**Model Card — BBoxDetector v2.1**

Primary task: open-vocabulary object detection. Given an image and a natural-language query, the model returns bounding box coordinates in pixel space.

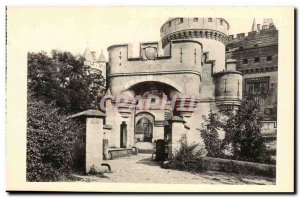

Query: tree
[26,50,105,181]
[200,106,224,158]
[222,95,271,163]
[27,50,104,114]
[26,92,80,181]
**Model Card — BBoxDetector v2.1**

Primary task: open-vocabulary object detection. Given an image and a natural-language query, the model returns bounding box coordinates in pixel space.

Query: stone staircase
[135,142,156,154]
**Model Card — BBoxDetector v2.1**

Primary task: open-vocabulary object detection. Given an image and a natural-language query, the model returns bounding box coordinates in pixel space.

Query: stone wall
[202,157,276,178]
[107,40,202,97]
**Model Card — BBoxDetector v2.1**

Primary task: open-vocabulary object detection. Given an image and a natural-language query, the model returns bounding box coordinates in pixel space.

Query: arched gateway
[128,81,180,145]
[101,17,242,150]
[135,112,155,142]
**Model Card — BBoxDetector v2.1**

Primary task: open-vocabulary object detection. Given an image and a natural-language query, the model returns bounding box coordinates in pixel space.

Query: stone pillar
[86,117,104,173]
[70,109,106,174]
[167,116,186,158]
[127,113,135,148]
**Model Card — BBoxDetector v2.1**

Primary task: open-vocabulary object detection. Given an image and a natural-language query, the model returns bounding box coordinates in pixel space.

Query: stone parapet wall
[227,28,278,44]
[160,18,229,43]
[107,40,203,98]
[202,157,276,178]
[107,40,202,75]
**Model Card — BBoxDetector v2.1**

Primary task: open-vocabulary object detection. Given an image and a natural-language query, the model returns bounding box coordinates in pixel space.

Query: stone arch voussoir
[120,76,184,94]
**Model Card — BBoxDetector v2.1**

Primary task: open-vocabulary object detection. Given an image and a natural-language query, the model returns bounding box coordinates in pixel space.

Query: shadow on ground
[136,157,159,167]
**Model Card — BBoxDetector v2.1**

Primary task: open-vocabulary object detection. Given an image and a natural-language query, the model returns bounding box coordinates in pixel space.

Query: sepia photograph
[5,6,294,193]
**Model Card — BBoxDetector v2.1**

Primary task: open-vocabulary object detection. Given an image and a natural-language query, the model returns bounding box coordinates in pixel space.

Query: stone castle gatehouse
[83,17,243,157]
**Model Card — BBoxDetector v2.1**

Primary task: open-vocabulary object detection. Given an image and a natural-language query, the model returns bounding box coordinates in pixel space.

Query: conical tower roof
[251,18,257,32]
[97,50,106,62]
[83,47,93,61]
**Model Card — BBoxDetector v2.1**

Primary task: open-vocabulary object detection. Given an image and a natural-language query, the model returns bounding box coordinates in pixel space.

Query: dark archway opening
[127,81,179,100]
[135,117,153,142]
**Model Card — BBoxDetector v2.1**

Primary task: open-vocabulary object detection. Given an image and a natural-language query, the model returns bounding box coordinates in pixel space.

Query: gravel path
[72,154,275,185]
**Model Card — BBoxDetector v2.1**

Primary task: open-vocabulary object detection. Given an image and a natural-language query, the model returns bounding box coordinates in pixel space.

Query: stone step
[108,148,132,159]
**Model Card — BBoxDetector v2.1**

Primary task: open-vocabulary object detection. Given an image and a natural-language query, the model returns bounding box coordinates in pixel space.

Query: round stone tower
[160,17,229,72]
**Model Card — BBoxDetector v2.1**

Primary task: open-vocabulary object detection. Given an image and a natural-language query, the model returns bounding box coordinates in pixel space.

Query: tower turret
[97,50,107,63]
[83,47,93,64]
[251,18,257,32]
[83,48,107,81]
[160,17,229,72]
[97,50,107,84]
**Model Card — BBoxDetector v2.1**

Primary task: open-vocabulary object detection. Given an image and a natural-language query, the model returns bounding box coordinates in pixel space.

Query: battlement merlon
[160,18,230,38]
[107,40,205,81]
[107,42,166,61]
[227,27,278,43]
[160,18,230,47]
[107,39,203,64]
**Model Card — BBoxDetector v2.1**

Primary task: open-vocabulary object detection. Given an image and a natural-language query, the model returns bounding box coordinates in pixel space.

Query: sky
[7,7,274,59]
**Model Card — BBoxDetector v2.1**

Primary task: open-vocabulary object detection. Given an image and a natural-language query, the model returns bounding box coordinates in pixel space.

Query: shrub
[26,94,80,181]
[222,95,272,164]
[200,106,224,158]
[163,139,205,172]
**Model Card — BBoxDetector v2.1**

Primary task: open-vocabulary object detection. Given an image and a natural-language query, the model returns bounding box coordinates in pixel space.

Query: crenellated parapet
[160,17,229,47]
[107,39,203,77]
[162,29,228,48]
[226,24,278,48]
[159,17,229,72]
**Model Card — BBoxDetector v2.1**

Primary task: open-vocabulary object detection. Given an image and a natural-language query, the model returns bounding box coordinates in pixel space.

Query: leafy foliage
[222,95,271,163]
[26,50,105,181]
[27,50,104,113]
[164,139,205,172]
[199,96,271,164]
[26,93,80,181]
[200,106,224,158]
